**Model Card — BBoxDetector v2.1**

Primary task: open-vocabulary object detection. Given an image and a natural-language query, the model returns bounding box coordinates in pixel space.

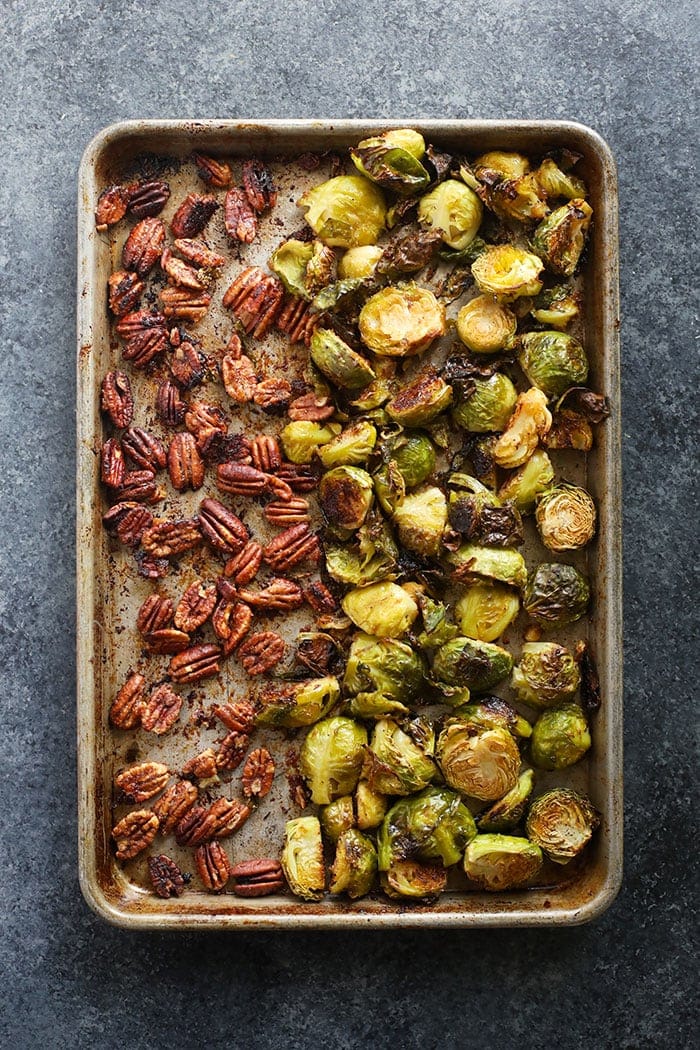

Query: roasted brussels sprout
[477,769,535,832]
[392,485,448,557]
[281,420,341,464]
[351,129,430,196]
[310,328,376,391]
[526,788,600,863]
[471,245,543,301]
[535,483,597,551]
[320,796,355,843]
[414,595,460,651]
[530,704,591,770]
[377,787,477,869]
[343,632,426,703]
[325,542,396,587]
[390,433,436,488]
[535,157,587,202]
[449,543,528,591]
[372,460,406,515]
[463,834,543,890]
[355,780,389,830]
[318,420,377,468]
[299,174,386,248]
[349,692,409,719]
[456,295,517,355]
[300,716,368,805]
[342,581,419,638]
[518,331,589,399]
[452,373,518,433]
[497,449,554,512]
[523,563,590,626]
[269,238,315,298]
[531,284,580,329]
[381,859,447,900]
[511,642,581,709]
[386,368,453,426]
[483,174,549,224]
[544,408,594,451]
[320,466,374,531]
[338,244,384,279]
[311,276,367,314]
[454,696,531,739]
[418,179,483,250]
[257,677,341,728]
[329,828,378,898]
[447,474,523,547]
[305,240,337,296]
[364,718,436,795]
[432,636,514,693]
[455,583,520,642]
[281,816,325,900]
[359,284,446,357]
[493,387,552,469]
[472,151,531,180]
[436,719,520,800]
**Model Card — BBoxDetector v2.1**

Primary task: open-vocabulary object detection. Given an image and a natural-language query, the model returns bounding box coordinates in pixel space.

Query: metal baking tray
[77,119,622,928]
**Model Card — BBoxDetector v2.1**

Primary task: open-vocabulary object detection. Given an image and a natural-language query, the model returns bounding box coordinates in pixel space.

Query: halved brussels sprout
[391,485,448,558]
[453,696,532,739]
[482,173,549,223]
[456,295,517,355]
[448,474,523,547]
[497,449,554,512]
[299,174,387,248]
[349,692,409,719]
[391,433,436,488]
[493,387,552,468]
[544,408,594,451]
[373,460,406,515]
[535,483,597,551]
[381,859,447,900]
[359,284,446,357]
[449,543,528,591]
[351,129,430,196]
[318,420,377,468]
[338,244,384,279]
[477,769,535,832]
[281,816,325,900]
[281,420,341,464]
[455,583,520,642]
[269,238,315,298]
[325,543,396,587]
[364,718,436,796]
[320,796,355,843]
[329,828,378,898]
[523,563,590,626]
[355,780,389,830]
[257,677,341,728]
[535,157,587,201]
[418,179,483,250]
[310,328,376,391]
[463,834,543,890]
[311,277,367,314]
[452,373,518,433]
[531,284,580,329]
[518,331,589,399]
[342,581,419,638]
[436,719,520,800]
[343,632,426,703]
[300,716,368,805]
[432,636,514,693]
[530,704,591,770]
[472,245,544,301]
[386,368,453,426]
[472,151,530,180]
[377,787,477,870]
[511,641,581,709]
[526,788,600,863]
[320,465,374,531]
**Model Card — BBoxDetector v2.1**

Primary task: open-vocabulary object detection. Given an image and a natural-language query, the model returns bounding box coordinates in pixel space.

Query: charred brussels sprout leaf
[320,465,374,531]
[463,834,543,890]
[300,716,368,805]
[257,677,341,728]
[530,704,591,770]
[448,474,523,547]
[524,563,590,626]
[299,174,386,248]
[391,485,448,558]
[373,460,406,515]
[535,157,587,202]
[544,408,594,451]
[436,719,520,800]
[386,368,453,426]
[519,331,589,399]
[377,787,477,869]
[432,637,514,693]
[359,284,446,357]
[381,859,447,900]
[452,373,518,433]
[342,581,419,638]
[414,595,460,651]
[526,788,600,864]
[329,828,378,898]
[281,420,341,464]
[449,543,528,591]
[318,420,377,468]
[376,224,442,277]
[390,433,436,488]
[497,449,555,512]
[471,244,543,301]
[418,179,483,250]
[325,543,397,587]
[493,387,552,469]
[310,328,376,391]
[456,295,518,355]
[364,718,436,796]
[535,482,597,551]
[343,632,426,703]
[455,583,520,642]
[511,642,581,709]
[281,816,326,900]
[477,769,535,832]
[320,796,355,843]
[269,239,315,298]
[531,284,580,329]
[351,129,429,196]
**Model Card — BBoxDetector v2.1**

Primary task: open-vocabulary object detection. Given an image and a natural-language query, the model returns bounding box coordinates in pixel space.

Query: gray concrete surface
[1,1,698,1047]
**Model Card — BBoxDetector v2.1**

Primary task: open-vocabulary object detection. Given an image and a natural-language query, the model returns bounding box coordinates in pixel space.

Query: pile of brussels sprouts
[266,129,608,901]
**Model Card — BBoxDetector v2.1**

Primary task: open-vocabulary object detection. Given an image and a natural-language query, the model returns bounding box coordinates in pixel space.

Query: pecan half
[275,462,321,493]
[238,631,285,675]
[242,159,277,212]
[144,628,191,654]
[224,186,257,244]
[184,402,228,450]
[115,761,170,804]
[265,474,294,501]
[212,599,253,654]
[304,581,340,617]
[249,435,282,473]
[223,540,263,585]
[221,353,258,404]
[192,153,232,188]
[170,340,207,389]
[112,810,159,861]
[216,730,250,771]
[216,462,268,497]
[140,517,202,557]
[264,498,310,526]
[169,643,221,683]
[128,179,171,219]
[241,748,275,799]
[102,500,139,532]
[148,854,187,898]
[213,699,257,734]
[109,671,146,729]
[100,438,126,488]
[287,391,335,422]
[141,683,182,734]
[134,551,170,579]
[161,246,205,291]
[170,193,219,239]
[160,285,211,324]
[173,238,226,269]
[224,331,244,360]
[113,469,159,504]
[174,580,217,631]
[276,296,320,346]
[115,308,167,340]
[100,370,134,428]
[153,779,198,835]
[175,797,251,845]
[156,379,187,427]
[195,842,231,892]
[122,427,167,472]
[122,217,166,276]
[239,578,304,611]
[117,309,169,368]
[95,184,130,230]
[117,505,153,546]
[263,523,320,572]
[108,270,143,317]
[222,267,284,338]
[198,498,248,555]
[231,858,285,897]
[253,378,291,411]
[183,748,219,781]
[168,433,205,491]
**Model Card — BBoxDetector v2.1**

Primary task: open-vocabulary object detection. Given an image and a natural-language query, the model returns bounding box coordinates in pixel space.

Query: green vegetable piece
[355,781,388,830]
[310,328,376,391]
[329,829,378,899]
[351,129,430,196]
[530,704,591,770]
[343,632,426,703]
[471,244,543,301]
[281,816,326,900]
[436,719,520,800]
[364,718,436,796]
[381,859,447,900]
[511,642,581,709]
[432,636,514,693]
[390,433,436,488]
[281,420,341,464]
[320,796,355,843]
[477,769,536,832]
[452,373,518,433]
[456,295,517,355]
[318,420,377,469]
[526,788,600,864]
[269,238,315,298]
[533,200,592,276]
[418,179,483,250]
[342,582,419,638]
[497,449,554,513]
[299,174,386,248]
[386,368,453,426]
[377,787,477,870]
[300,716,368,805]
[319,465,374,531]
[256,677,341,728]
[455,583,520,642]
[449,543,528,591]
[535,482,597,552]
[463,834,543,890]
[359,284,446,357]
[523,563,590,626]
[392,485,448,558]
[518,330,589,399]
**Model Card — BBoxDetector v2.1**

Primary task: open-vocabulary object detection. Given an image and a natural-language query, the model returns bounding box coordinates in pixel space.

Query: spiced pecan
[141,683,182,734]
[215,462,267,497]
[287,391,335,422]
[216,730,250,771]
[241,748,275,799]
[276,295,320,346]
[242,159,277,212]
[275,462,321,493]
[122,217,166,276]
[192,151,233,188]
[115,308,167,340]
[223,540,263,585]
[156,379,187,428]
[95,184,130,230]
[224,186,257,244]
[264,498,310,527]
[113,469,159,504]
[231,858,285,897]
[183,748,219,781]
[170,193,219,239]
[212,599,252,654]
[195,842,231,892]
[115,761,170,804]
[263,523,320,572]
[134,551,170,579]
[108,270,144,316]
[174,580,217,631]
[265,474,294,501]
[100,370,134,428]
[102,500,138,532]
[122,427,167,472]
[100,438,126,488]
[183,402,228,457]
[140,519,200,560]
[173,238,226,269]
[167,433,205,491]
[213,699,257,734]
[222,267,284,338]
[198,498,248,554]
[175,797,251,846]
[109,671,146,729]
[148,854,187,898]
[160,285,211,324]
[161,246,205,290]
[253,378,291,411]
[169,643,221,683]
[201,432,253,467]
[221,354,257,404]
[117,309,169,368]
[128,179,171,219]
[304,581,340,617]
[239,578,304,611]
[237,631,285,675]
[112,810,159,861]
[152,779,198,835]
[117,506,153,547]
[224,331,243,360]
[170,340,207,389]
[249,435,281,473]
[144,628,191,655]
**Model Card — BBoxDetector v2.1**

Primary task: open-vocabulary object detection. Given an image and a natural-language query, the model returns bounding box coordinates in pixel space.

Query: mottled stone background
[1,1,697,1047]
